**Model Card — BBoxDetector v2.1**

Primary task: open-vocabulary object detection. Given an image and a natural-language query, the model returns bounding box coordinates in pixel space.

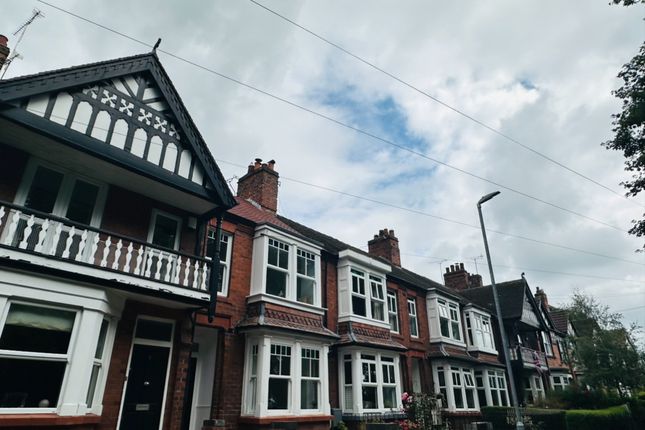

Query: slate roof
[338,324,407,351]
[549,309,570,335]
[460,279,528,319]
[0,52,236,209]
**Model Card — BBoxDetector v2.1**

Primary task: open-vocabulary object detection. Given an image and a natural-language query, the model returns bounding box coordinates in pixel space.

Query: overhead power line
[215,159,644,266]
[37,0,631,234]
[248,0,643,210]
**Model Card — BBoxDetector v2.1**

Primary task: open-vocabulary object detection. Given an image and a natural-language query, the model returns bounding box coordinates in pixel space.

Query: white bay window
[465,310,496,354]
[249,226,322,309]
[339,349,402,414]
[427,294,465,345]
[242,335,330,417]
[475,369,509,407]
[432,364,478,411]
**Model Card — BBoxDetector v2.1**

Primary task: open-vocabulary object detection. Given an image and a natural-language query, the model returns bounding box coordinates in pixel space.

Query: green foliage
[565,292,645,389]
[400,392,442,430]
[543,385,624,410]
[480,406,566,430]
[627,395,645,429]
[565,405,632,430]
[334,422,348,430]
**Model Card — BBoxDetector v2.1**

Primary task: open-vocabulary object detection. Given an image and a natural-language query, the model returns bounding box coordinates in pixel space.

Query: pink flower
[401,392,410,402]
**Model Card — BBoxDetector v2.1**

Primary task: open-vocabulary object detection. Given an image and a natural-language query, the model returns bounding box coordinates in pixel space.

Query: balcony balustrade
[509,345,548,370]
[0,201,211,296]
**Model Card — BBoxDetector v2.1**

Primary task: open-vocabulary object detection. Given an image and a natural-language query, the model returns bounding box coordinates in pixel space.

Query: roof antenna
[152,38,162,53]
[1,9,44,79]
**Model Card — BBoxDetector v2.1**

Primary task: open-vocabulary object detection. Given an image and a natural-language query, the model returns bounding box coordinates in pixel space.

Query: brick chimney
[535,287,549,309]
[444,262,483,290]
[237,158,279,213]
[0,35,9,72]
[368,228,401,266]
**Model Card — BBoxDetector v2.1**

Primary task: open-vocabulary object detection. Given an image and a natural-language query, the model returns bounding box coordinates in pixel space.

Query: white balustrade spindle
[4,210,21,246]
[200,261,208,291]
[174,256,182,284]
[49,222,63,255]
[192,260,200,290]
[89,232,100,264]
[75,229,88,262]
[135,245,144,275]
[112,239,123,270]
[124,242,133,272]
[144,250,153,278]
[62,226,76,259]
[154,252,163,280]
[34,218,49,253]
[183,258,191,287]
[100,236,112,267]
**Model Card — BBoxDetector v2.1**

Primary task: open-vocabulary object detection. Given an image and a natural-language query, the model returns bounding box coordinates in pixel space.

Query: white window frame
[241,335,330,418]
[387,291,399,333]
[338,348,402,414]
[350,269,388,323]
[14,158,108,228]
[300,347,321,411]
[541,331,554,357]
[432,363,479,412]
[524,374,545,405]
[147,209,182,251]
[475,369,509,407]
[465,310,497,354]
[206,229,233,296]
[550,373,572,391]
[437,298,463,343]
[408,298,419,338]
[249,226,323,311]
[0,298,113,416]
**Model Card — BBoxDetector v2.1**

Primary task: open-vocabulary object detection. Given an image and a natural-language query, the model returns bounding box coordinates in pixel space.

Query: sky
[1,1,644,341]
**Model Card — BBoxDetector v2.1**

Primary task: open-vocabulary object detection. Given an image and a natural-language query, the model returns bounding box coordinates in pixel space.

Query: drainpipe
[207,210,224,323]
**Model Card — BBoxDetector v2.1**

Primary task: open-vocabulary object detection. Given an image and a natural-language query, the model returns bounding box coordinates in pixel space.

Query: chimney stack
[237,158,279,213]
[368,228,401,266]
[0,35,10,72]
[444,262,483,290]
[535,287,549,309]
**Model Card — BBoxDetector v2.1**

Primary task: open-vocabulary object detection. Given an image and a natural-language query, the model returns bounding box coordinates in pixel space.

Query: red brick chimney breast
[535,287,549,308]
[367,228,401,266]
[237,158,279,213]
[444,262,482,290]
[0,35,10,71]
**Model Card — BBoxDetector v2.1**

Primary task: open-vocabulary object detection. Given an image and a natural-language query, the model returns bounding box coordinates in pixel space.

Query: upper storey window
[427,293,465,345]
[337,250,392,328]
[465,310,497,354]
[16,160,107,227]
[250,226,322,309]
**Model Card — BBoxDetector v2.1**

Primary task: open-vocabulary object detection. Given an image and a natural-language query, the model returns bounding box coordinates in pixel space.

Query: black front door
[120,344,170,430]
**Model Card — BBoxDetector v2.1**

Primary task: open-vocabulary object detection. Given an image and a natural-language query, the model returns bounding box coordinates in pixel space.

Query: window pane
[454,388,464,409]
[440,317,450,337]
[297,277,315,304]
[86,363,100,408]
[383,386,396,408]
[344,386,353,410]
[24,166,63,213]
[466,389,475,409]
[371,301,384,321]
[301,380,318,409]
[0,304,75,354]
[344,360,352,384]
[362,386,377,409]
[451,321,461,340]
[352,296,366,317]
[0,358,66,408]
[151,214,178,249]
[95,319,109,359]
[268,378,289,409]
[135,319,172,342]
[477,389,487,407]
[65,180,99,224]
[266,268,287,298]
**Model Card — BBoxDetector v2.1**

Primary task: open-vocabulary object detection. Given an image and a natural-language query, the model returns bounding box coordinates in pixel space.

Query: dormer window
[249,226,322,309]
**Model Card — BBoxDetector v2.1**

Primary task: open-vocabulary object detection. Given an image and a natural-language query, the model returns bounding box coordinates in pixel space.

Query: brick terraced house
[0,52,236,430]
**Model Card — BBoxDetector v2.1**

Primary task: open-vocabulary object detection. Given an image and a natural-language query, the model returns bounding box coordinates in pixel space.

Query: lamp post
[477,191,524,430]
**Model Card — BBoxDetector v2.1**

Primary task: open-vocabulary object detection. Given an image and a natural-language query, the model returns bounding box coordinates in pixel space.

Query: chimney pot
[367,227,401,266]
[444,261,476,291]
[0,35,8,47]
[237,158,279,213]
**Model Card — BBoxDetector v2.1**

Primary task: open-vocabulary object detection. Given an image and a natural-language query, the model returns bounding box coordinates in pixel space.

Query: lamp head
[478,191,501,206]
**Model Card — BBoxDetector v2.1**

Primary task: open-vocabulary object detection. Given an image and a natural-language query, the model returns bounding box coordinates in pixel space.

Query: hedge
[480,406,566,430]
[565,404,632,430]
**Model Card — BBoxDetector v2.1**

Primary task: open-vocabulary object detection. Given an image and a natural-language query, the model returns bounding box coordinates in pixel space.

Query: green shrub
[565,404,632,430]
[627,397,645,429]
[544,385,624,410]
[480,406,566,430]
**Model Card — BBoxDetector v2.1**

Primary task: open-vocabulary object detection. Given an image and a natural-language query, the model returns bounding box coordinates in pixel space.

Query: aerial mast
[0,9,45,79]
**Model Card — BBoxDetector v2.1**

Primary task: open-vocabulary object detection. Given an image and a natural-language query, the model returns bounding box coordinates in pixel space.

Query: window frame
[408,298,419,338]
[465,310,497,354]
[475,369,509,407]
[436,298,463,343]
[14,158,108,228]
[432,363,479,412]
[241,335,329,418]
[541,331,554,357]
[206,229,233,296]
[387,291,399,333]
[350,269,388,323]
[147,209,182,251]
[250,227,323,310]
[338,349,402,414]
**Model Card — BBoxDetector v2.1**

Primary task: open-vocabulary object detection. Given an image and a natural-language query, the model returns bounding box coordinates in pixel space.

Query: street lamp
[477,191,524,430]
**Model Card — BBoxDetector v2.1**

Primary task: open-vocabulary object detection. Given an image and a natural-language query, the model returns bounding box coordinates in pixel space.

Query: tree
[604,2,645,240]
[566,292,645,391]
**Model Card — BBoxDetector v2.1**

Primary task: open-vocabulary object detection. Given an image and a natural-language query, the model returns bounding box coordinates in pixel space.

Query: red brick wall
[99,301,192,430]
[0,144,28,203]
[100,186,198,255]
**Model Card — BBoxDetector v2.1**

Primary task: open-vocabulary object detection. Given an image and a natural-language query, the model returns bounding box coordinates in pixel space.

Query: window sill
[338,314,391,330]
[0,413,101,427]
[467,346,498,355]
[247,293,326,315]
[430,336,467,348]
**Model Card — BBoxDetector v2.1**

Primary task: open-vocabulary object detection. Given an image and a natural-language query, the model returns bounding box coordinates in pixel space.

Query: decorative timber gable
[0,52,235,208]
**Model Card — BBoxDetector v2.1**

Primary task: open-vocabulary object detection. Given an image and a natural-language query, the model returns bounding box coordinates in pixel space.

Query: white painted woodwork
[163,143,178,172]
[131,128,147,158]
[51,92,74,125]
[111,119,128,150]
[178,150,192,178]
[72,102,93,134]
[147,135,163,164]
[26,94,49,117]
[92,110,111,142]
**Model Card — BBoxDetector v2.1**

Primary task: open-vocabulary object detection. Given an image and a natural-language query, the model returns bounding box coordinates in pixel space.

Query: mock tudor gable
[0,52,235,209]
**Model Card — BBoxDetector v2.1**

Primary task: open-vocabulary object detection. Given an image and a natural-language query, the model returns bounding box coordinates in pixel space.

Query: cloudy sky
[2,1,644,338]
